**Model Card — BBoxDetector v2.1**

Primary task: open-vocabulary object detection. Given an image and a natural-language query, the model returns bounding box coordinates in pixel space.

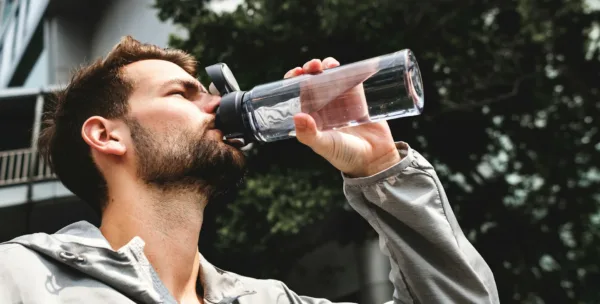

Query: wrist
[346,149,402,178]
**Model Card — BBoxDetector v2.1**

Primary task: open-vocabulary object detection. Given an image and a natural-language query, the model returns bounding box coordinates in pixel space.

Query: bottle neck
[214,91,258,143]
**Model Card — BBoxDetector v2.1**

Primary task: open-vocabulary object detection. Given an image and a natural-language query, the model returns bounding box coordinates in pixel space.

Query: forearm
[342,142,499,304]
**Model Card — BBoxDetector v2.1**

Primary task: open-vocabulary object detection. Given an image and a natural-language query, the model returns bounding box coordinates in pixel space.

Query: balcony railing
[0,85,62,187]
[0,147,55,186]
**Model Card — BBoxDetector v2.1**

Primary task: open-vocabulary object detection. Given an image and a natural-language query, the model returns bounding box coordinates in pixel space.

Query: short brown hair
[38,36,197,214]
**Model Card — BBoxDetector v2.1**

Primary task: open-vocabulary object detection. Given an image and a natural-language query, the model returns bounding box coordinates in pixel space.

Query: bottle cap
[215,91,247,139]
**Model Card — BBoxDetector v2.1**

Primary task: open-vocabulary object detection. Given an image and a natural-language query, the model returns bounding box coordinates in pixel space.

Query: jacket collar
[199,254,256,303]
[6,221,255,304]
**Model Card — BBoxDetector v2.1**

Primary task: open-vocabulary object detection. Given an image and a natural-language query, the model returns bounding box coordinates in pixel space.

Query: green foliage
[154,0,600,302]
[216,162,344,249]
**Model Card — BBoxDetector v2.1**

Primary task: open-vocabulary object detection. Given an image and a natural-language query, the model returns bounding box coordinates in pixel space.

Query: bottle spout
[214,91,254,141]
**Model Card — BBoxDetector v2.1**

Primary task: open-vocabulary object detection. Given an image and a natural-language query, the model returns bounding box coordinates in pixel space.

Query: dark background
[150,0,600,302]
[1,0,590,303]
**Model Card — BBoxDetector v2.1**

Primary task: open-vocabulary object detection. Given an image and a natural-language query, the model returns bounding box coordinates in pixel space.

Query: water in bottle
[209,49,424,143]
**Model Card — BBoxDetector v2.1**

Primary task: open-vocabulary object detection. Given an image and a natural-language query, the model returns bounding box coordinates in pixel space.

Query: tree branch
[430,73,535,119]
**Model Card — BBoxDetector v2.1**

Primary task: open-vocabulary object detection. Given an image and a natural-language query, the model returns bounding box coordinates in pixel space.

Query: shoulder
[222,270,324,302]
[0,243,38,273]
[0,239,51,303]
[220,268,288,294]
[0,242,22,253]
[0,234,50,271]
[0,243,34,287]
[0,241,33,259]
[220,267,284,289]
[231,273,336,304]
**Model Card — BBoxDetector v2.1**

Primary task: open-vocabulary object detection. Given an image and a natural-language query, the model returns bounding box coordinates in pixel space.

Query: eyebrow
[162,79,208,94]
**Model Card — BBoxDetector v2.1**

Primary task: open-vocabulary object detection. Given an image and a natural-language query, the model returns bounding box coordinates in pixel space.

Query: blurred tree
[154,0,600,302]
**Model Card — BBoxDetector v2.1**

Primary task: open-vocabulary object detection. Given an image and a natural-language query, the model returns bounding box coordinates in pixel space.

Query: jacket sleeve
[341,142,499,304]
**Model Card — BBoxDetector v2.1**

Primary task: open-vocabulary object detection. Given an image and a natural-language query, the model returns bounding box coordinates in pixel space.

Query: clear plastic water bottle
[206,49,424,144]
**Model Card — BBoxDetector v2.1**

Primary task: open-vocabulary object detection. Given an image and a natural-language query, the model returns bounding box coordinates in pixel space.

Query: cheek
[133,101,211,134]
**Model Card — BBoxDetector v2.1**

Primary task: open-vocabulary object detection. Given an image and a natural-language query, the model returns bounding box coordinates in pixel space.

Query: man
[0,36,499,304]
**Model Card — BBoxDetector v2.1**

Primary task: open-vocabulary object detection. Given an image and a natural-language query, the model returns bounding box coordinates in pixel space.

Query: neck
[100,174,206,302]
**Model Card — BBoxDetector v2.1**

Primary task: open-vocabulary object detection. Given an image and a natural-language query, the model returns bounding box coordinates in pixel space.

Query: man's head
[39,36,246,214]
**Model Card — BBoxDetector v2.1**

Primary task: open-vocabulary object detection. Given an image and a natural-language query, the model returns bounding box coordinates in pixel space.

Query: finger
[322,57,340,69]
[293,113,334,159]
[284,67,303,79]
[310,111,325,131]
[303,59,323,74]
[293,113,322,147]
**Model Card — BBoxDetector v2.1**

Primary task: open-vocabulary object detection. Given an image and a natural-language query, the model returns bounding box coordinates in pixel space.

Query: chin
[227,144,247,168]
[213,138,247,168]
[213,136,246,156]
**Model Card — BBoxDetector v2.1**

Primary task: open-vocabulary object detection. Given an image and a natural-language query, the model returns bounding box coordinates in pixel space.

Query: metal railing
[0,147,55,186]
[0,85,64,187]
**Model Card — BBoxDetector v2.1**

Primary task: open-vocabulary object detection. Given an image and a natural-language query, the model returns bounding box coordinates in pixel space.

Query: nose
[198,94,221,114]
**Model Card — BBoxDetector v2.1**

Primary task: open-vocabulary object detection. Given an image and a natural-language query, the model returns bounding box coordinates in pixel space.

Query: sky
[207,0,244,14]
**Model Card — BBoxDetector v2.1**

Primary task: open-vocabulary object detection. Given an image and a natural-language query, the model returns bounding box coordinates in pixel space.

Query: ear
[81,116,127,156]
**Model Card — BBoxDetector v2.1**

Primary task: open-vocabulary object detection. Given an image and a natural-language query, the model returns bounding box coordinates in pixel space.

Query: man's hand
[285,57,401,177]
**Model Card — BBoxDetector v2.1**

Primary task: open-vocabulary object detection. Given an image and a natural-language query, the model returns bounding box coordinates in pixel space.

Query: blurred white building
[0,0,391,302]
[0,0,187,244]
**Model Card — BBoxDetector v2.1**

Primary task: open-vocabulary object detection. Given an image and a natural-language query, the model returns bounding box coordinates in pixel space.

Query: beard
[126,118,246,203]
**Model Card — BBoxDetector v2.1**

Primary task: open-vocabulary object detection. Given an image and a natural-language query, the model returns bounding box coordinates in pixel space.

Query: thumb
[293,113,332,156]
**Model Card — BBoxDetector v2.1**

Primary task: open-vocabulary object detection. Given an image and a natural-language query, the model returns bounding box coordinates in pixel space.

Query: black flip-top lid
[205,63,240,95]
[205,63,253,141]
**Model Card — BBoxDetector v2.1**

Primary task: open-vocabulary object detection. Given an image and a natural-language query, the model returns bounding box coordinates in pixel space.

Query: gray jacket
[0,143,499,304]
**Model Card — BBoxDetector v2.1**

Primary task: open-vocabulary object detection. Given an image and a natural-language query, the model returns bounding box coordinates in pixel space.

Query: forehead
[122,59,197,88]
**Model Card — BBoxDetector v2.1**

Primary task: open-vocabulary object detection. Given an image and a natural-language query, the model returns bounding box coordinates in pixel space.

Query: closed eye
[169,90,187,97]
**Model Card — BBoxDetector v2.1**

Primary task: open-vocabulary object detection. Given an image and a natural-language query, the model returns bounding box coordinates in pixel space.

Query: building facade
[0,0,187,246]
[0,0,392,302]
